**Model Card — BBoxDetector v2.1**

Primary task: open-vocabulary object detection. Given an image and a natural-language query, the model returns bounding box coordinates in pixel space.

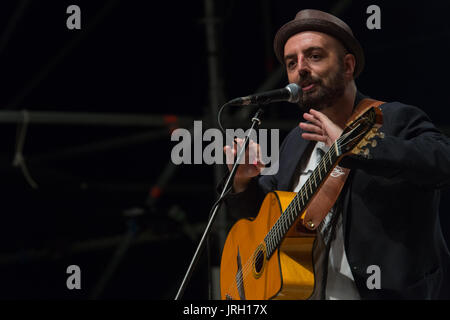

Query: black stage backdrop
[0,0,448,301]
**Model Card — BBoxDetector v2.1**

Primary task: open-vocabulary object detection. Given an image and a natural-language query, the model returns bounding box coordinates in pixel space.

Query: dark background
[0,0,449,299]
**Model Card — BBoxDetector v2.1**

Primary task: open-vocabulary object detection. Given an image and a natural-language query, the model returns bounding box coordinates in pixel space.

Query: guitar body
[220,104,384,300]
[220,191,316,300]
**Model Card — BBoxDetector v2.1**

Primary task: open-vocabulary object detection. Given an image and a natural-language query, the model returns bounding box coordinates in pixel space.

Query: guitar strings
[226,136,344,296]
[224,120,371,298]
[265,122,366,253]
[227,132,355,297]
[225,146,339,298]
[224,239,265,298]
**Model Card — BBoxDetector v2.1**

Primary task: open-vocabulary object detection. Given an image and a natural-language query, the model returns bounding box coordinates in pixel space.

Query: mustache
[299,75,321,87]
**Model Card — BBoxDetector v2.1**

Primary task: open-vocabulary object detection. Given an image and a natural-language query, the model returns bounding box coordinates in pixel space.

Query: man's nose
[297,56,310,77]
[299,68,310,79]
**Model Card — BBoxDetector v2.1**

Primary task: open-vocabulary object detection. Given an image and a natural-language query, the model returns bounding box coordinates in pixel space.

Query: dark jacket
[223,94,450,299]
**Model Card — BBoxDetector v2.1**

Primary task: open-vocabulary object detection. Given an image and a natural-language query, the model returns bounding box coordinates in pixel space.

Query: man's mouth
[301,83,316,92]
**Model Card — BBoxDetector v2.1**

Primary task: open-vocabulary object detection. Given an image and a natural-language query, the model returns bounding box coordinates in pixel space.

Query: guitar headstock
[338,106,384,157]
[350,126,385,157]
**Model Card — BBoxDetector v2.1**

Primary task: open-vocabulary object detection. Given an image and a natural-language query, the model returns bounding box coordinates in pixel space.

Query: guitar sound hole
[254,249,264,273]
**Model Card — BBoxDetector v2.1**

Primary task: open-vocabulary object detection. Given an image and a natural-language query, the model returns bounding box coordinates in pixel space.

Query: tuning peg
[376,131,385,139]
[363,148,370,157]
[353,147,361,155]
[371,139,377,147]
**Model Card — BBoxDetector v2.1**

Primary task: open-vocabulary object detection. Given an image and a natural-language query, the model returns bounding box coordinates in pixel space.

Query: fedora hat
[273,9,365,78]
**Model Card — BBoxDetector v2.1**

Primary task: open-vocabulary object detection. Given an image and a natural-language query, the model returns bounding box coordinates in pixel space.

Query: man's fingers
[309,109,332,125]
[301,132,328,143]
[225,138,264,167]
[223,145,237,158]
[299,122,324,135]
[224,139,264,177]
[248,139,261,165]
[304,109,334,129]
[303,112,323,127]
[223,145,236,169]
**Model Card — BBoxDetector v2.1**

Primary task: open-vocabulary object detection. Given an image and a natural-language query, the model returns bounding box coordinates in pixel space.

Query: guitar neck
[264,141,342,258]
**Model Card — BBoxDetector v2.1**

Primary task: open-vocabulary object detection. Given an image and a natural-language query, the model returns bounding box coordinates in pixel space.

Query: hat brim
[274,18,365,78]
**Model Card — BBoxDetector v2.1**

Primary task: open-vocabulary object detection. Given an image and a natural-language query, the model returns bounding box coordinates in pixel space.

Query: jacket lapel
[277,126,314,191]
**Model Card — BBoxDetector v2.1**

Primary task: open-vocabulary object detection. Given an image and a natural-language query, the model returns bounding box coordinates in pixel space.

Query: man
[222,9,450,299]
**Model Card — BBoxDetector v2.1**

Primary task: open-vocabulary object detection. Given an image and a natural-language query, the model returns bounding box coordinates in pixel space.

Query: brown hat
[273,9,365,78]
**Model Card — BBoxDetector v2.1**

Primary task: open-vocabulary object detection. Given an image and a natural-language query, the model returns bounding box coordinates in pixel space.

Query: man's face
[283,31,350,110]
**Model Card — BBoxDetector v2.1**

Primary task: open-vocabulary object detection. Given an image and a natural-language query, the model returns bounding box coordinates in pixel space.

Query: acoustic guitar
[220,105,383,300]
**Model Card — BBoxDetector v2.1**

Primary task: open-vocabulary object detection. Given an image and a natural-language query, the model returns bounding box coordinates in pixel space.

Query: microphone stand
[175,107,264,300]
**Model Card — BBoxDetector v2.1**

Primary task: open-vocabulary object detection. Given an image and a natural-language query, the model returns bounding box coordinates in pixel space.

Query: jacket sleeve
[221,177,268,221]
[339,102,450,188]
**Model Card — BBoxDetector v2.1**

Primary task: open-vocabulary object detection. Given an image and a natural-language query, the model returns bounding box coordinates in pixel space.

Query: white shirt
[292,141,360,300]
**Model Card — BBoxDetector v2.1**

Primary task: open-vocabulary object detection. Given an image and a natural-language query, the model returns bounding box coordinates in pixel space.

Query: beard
[298,63,346,111]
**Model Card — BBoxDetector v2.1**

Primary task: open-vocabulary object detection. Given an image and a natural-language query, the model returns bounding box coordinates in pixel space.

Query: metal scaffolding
[1,0,449,301]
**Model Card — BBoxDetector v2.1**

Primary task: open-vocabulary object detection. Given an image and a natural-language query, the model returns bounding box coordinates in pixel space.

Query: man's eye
[310,54,321,60]
[287,61,296,69]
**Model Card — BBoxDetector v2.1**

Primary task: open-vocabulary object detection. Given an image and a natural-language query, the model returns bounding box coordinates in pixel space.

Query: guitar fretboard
[264,142,341,257]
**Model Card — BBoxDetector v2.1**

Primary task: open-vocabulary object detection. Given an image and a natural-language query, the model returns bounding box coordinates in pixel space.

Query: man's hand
[299,109,344,146]
[223,138,265,193]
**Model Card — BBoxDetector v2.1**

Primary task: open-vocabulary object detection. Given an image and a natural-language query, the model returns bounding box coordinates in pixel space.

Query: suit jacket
[223,93,450,299]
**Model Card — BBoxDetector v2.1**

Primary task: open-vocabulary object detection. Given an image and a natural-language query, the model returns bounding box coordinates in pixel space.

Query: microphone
[228,83,301,106]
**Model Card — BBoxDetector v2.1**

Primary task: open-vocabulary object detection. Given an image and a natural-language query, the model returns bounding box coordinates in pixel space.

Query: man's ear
[344,53,356,79]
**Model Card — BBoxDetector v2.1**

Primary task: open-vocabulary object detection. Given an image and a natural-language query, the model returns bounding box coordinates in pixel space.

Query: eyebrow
[284,46,326,62]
